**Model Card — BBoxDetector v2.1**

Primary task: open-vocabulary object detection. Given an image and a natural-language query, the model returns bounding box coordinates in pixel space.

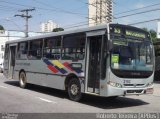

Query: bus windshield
[110,38,154,78]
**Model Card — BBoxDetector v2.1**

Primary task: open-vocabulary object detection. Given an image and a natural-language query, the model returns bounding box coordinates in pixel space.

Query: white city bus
[3,24,154,101]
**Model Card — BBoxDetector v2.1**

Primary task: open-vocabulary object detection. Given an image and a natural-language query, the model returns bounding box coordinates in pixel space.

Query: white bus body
[3,24,154,101]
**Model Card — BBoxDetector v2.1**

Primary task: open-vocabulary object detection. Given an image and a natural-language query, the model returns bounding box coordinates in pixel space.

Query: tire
[107,96,118,100]
[19,72,27,88]
[68,78,82,101]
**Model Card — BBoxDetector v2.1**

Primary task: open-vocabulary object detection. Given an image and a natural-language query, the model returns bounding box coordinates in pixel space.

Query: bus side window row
[17,48,85,60]
[62,48,85,60]
[16,34,86,60]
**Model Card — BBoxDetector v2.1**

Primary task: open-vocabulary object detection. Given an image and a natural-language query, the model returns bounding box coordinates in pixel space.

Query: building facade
[88,0,113,26]
[0,30,42,61]
[40,20,59,32]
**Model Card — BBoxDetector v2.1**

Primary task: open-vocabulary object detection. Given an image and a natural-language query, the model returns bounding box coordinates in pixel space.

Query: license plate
[146,88,154,94]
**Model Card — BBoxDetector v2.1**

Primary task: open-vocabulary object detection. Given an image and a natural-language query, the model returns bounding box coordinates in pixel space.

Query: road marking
[0,85,7,89]
[153,95,160,97]
[36,97,57,104]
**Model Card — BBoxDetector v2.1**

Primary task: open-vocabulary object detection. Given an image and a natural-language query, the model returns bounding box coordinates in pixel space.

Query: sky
[0,0,160,32]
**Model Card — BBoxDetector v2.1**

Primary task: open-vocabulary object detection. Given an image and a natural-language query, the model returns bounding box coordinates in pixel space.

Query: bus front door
[86,35,103,94]
[8,45,17,79]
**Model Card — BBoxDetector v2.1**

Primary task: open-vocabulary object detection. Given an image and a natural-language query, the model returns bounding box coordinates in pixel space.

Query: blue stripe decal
[43,59,53,66]
[54,66,67,74]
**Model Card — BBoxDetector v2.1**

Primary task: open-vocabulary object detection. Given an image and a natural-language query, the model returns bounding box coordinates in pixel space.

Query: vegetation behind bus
[0,25,4,30]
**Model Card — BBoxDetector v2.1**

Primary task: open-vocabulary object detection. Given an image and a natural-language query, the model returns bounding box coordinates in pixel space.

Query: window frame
[62,33,86,60]
[28,39,43,60]
[16,41,28,60]
[43,36,62,60]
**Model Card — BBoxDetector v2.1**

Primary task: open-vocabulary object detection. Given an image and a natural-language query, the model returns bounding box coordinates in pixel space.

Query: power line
[128,18,160,25]
[0,0,33,9]
[64,21,100,30]
[63,21,88,28]
[64,2,160,28]
[32,0,86,16]
[0,0,87,18]
[115,8,160,19]
[64,7,160,29]
[0,5,19,11]
[4,19,22,30]
[1,0,160,32]
[88,0,113,26]
[115,2,160,15]
[31,1,160,24]
[63,16,160,30]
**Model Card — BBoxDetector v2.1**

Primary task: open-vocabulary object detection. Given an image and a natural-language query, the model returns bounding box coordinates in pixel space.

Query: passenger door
[8,44,17,79]
[86,30,106,94]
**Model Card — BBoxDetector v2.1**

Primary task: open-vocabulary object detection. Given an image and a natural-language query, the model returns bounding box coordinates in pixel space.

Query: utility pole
[100,0,103,23]
[15,8,35,37]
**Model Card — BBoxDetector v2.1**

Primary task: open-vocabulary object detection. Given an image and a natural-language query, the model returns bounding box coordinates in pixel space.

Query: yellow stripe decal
[52,60,65,68]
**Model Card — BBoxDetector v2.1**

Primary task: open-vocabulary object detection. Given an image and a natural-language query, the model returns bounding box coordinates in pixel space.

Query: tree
[52,28,64,32]
[149,29,157,42]
[142,27,148,32]
[0,25,4,30]
[142,28,160,57]
[142,28,159,42]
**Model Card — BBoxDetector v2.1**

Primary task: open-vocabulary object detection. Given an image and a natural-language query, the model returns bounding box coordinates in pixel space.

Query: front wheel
[68,78,82,101]
[19,72,27,88]
[107,96,118,100]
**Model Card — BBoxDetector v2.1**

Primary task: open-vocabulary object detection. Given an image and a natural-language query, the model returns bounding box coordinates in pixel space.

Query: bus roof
[5,24,108,44]
[5,23,148,44]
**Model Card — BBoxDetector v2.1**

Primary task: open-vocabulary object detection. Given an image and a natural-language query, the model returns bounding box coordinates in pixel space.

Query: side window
[43,37,61,59]
[28,40,42,60]
[4,44,9,60]
[17,42,28,59]
[62,33,85,60]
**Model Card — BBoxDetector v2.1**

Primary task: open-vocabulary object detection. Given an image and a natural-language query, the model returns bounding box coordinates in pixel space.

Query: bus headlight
[146,82,153,87]
[108,81,122,88]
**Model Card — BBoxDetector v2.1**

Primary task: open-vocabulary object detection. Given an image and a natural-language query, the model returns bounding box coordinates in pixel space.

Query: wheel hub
[71,84,79,95]
[20,75,25,85]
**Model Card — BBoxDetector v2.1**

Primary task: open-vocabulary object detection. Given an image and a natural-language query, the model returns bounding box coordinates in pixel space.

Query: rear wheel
[68,78,82,101]
[19,72,27,88]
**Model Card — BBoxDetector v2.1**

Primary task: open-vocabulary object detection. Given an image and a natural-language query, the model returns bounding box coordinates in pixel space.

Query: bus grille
[126,90,143,94]
[124,84,144,87]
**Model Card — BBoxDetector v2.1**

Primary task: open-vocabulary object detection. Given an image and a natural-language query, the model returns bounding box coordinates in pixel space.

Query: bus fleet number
[123,80,131,84]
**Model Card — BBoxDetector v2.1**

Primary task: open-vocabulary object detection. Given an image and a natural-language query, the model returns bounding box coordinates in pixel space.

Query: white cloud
[135,3,145,9]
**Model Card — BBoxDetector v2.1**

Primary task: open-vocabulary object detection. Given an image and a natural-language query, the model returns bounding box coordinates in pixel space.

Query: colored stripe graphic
[43,59,53,66]
[63,62,83,74]
[52,60,67,74]
[52,60,65,68]
[63,62,74,71]
[54,66,67,74]
[47,65,58,73]
[43,59,83,74]
[43,59,59,73]
[43,59,67,74]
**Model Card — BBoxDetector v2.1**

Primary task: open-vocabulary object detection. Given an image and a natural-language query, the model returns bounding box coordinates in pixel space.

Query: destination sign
[110,26,146,39]
[126,30,145,38]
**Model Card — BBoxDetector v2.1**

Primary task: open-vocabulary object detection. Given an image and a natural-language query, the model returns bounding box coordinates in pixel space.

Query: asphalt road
[0,73,160,113]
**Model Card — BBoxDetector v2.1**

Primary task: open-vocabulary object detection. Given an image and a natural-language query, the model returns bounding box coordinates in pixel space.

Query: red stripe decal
[63,62,74,71]
[47,65,58,73]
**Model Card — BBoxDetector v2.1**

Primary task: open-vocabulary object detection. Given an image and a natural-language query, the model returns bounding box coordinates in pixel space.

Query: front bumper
[106,85,154,97]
